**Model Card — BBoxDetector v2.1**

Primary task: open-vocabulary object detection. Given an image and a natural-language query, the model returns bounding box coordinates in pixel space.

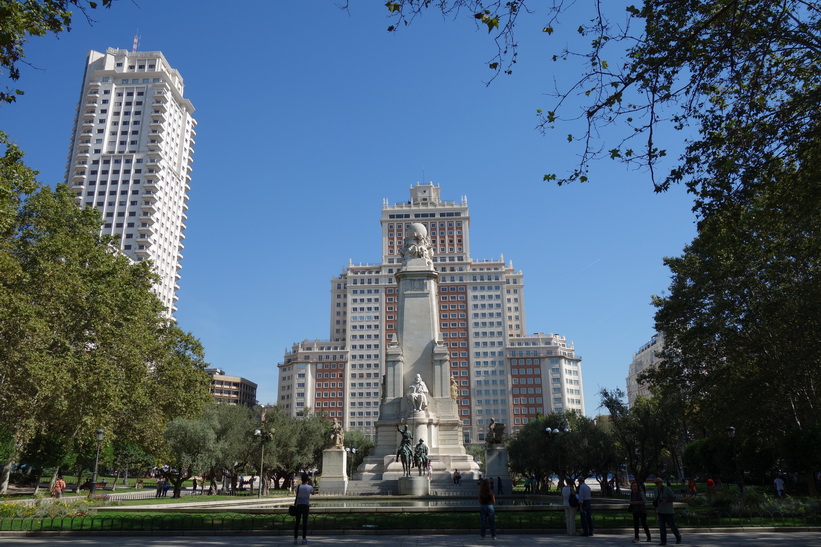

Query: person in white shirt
[561,478,577,536]
[774,476,785,497]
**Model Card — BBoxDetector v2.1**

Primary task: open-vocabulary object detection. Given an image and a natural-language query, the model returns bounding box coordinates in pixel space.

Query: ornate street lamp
[345,447,358,479]
[726,426,743,495]
[544,426,570,491]
[90,428,105,495]
[254,427,274,498]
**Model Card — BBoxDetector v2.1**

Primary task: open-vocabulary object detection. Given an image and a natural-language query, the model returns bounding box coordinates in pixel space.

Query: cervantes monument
[357,222,480,483]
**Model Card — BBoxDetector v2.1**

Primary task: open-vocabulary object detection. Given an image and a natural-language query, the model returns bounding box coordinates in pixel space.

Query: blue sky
[3,1,696,413]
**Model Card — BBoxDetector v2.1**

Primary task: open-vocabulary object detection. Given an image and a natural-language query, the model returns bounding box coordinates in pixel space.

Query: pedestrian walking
[629,481,652,543]
[52,475,66,499]
[654,477,682,545]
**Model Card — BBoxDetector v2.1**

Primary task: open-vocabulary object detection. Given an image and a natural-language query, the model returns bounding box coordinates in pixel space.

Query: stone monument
[484,418,510,494]
[357,222,480,489]
[320,420,348,494]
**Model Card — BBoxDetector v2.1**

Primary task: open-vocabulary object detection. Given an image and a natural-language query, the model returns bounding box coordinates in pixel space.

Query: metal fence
[1,510,819,534]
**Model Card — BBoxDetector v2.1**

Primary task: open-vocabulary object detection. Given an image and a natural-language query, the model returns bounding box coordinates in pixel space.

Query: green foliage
[649,138,821,476]
[507,411,610,481]
[465,443,485,472]
[0,140,211,475]
[0,0,112,103]
[0,427,14,462]
[599,388,677,486]
[376,1,819,214]
[0,495,112,518]
[342,429,374,471]
[264,407,327,474]
[683,437,732,481]
[163,417,216,471]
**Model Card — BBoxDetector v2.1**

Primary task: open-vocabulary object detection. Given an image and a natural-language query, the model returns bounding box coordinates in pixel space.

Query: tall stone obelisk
[358,223,479,482]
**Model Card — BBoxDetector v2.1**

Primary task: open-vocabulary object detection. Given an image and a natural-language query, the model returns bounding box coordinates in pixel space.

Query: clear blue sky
[3,1,696,413]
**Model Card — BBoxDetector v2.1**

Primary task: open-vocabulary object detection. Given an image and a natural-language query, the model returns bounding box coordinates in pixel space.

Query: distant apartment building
[507,333,583,425]
[206,368,258,406]
[277,183,585,443]
[65,48,196,315]
[626,332,665,406]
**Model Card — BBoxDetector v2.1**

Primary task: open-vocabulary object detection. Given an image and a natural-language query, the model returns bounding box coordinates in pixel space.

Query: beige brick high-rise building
[278,184,585,442]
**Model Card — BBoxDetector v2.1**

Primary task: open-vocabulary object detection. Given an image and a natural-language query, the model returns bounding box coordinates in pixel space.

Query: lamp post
[726,426,743,495]
[544,426,569,491]
[345,447,358,479]
[254,427,274,498]
[90,428,105,496]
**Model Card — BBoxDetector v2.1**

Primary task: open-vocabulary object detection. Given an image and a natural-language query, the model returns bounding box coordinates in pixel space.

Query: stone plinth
[320,448,348,494]
[485,446,511,493]
[398,476,429,496]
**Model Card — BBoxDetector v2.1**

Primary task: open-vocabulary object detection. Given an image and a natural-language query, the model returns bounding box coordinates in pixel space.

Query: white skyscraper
[66,48,196,315]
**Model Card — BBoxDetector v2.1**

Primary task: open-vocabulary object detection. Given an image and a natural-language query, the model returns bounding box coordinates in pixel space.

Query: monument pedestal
[320,448,348,494]
[486,446,511,494]
[398,476,429,496]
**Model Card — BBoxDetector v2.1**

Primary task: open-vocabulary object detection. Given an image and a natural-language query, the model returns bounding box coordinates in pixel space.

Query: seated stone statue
[406,374,429,411]
[486,418,506,445]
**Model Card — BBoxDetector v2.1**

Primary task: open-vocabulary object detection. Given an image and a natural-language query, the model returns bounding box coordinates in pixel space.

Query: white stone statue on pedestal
[406,374,429,411]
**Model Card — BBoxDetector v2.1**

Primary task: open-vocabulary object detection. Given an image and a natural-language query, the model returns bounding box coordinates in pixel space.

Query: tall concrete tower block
[358,223,479,481]
[66,48,196,316]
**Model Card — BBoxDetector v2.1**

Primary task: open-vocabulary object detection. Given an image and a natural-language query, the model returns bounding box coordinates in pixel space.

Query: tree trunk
[0,461,11,495]
[48,468,59,496]
[32,469,42,496]
[806,470,818,497]
[73,468,85,494]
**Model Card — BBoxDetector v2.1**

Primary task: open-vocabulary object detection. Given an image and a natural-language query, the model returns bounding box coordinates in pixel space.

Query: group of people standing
[561,477,593,537]
[561,476,681,545]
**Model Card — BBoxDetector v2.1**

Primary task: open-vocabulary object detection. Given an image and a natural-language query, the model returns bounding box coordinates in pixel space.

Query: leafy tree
[161,416,216,498]
[198,403,255,495]
[648,137,821,493]
[0,0,112,104]
[264,407,327,478]
[111,440,152,488]
[682,437,735,483]
[342,429,374,476]
[599,388,675,486]
[782,425,821,496]
[0,139,211,492]
[508,411,610,488]
[465,443,485,474]
[374,1,819,209]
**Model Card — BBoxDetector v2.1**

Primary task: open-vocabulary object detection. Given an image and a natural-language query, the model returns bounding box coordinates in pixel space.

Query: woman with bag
[478,478,497,540]
[629,481,652,543]
[292,473,313,545]
[561,478,577,536]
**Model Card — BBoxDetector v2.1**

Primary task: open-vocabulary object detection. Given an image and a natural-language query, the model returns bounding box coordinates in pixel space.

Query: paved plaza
[2,531,821,547]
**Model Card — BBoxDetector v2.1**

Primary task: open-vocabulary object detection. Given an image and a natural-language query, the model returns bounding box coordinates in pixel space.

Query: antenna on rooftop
[132,32,140,53]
